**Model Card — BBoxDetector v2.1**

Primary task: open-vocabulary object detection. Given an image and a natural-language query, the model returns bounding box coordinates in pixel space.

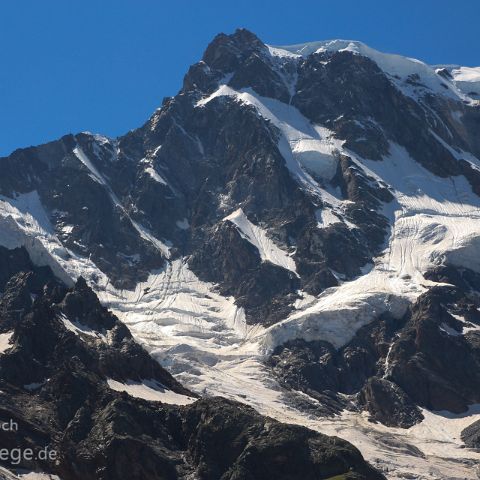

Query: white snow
[73,146,106,185]
[438,65,480,98]
[448,312,480,335]
[145,167,168,186]
[451,66,480,84]
[223,208,297,274]
[97,259,267,410]
[23,381,46,391]
[316,209,341,227]
[59,314,107,342]
[0,191,75,286]
[1,44,479,479]
[270,40,476,103]
[439,322,462,336]
[106,378,196,405]
[18,473,61,480]
[93,248,480,479]
[0,332,13,354]
[0,467,61,480]
[260,140,480,350]
[60,225,74,234]
[130,219,171,258]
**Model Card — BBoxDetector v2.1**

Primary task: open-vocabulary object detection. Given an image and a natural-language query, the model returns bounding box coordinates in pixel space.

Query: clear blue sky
[1,0,479,156]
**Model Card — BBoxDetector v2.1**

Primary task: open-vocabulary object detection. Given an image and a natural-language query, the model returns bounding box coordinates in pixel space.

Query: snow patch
[440,65,480,98]
[223,208,297,275]
[0,191,74,286]
[439,322,462,337]
[107,378,196,405]
[316,208,341,227]
[59,314,107,342]
[73,146,106,185]
[18,472,61,480]
[23,381,46,391]
[0,332,13,354]
[145,167,168,186]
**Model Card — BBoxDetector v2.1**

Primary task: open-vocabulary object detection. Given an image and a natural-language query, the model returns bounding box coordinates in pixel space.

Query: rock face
[462,419,480,449]
[269,281,480,428]
[0,248,383,479]
[1,28,480,478]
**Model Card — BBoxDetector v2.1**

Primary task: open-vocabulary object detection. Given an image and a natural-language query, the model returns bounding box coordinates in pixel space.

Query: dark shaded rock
[293,50,463,178]
[387,287,480,413]
[0,246,52,294]
[358,378,423,428]
[268,313,402,400]
[182,398,384,480]
[461,419,480,449]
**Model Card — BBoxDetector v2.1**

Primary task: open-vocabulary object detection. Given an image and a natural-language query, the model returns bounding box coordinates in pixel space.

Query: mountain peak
[201,28,266,72]
[1,29,480,479]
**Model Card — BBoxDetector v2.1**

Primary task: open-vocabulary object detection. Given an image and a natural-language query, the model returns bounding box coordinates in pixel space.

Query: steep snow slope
[223,208,297,274]
[195,82,480,351]
[263,141,480,350]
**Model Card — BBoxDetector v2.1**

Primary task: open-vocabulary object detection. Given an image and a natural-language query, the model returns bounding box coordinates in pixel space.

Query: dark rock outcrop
[462,419,480,449]
[358,378,424,428]
[269,280,480,428]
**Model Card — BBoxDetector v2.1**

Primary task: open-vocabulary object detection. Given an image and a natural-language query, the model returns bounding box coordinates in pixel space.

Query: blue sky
[1,0,479,156]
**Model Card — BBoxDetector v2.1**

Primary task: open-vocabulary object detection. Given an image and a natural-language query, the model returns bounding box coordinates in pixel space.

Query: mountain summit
[1,29,480,479]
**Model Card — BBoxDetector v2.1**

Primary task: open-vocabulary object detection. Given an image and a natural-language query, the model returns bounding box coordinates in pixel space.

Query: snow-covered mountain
[1,29,480,479]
